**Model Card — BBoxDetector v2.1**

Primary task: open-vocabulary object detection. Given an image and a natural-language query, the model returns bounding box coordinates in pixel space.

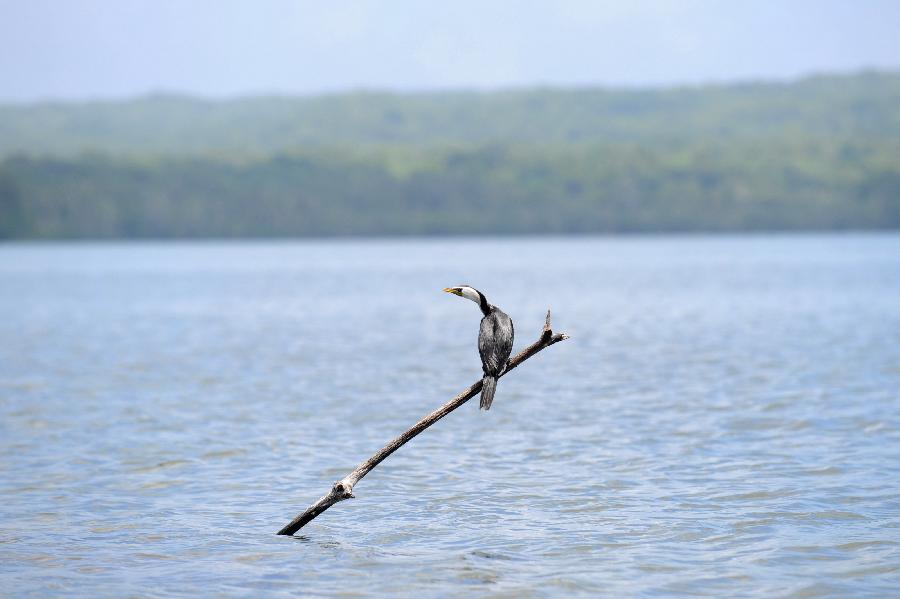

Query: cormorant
[443,285,514,410]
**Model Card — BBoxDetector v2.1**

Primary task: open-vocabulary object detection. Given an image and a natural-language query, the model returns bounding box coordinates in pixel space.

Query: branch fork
[277,309,568,536]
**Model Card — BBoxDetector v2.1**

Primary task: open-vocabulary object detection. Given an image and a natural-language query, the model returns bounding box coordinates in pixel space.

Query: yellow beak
[443,287,460,295]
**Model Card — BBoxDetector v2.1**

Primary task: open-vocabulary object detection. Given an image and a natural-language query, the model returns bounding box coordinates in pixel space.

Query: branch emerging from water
[276,309,569,536]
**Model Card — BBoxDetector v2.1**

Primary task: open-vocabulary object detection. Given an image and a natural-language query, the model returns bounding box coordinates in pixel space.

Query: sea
[1,234,898,596]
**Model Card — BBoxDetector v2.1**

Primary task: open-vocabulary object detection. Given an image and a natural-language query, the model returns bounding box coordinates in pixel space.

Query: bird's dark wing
[479,309,514,376]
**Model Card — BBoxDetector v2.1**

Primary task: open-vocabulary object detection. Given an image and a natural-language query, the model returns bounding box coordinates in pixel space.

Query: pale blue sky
[1,0,898,101]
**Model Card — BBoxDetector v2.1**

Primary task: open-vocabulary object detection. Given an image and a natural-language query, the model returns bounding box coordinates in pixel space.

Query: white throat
[458,286,482,304]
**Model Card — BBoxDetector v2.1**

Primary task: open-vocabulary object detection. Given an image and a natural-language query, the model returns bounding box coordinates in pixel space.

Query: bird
[443,285,514,410]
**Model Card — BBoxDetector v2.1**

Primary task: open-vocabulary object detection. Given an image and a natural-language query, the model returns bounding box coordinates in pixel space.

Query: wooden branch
[277,309,569,536]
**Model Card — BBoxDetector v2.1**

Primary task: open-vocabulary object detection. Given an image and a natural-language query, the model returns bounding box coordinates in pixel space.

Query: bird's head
[443,285,482,304]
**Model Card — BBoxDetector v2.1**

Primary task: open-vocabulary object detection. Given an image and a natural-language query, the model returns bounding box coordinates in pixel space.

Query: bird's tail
[480,375,497,411]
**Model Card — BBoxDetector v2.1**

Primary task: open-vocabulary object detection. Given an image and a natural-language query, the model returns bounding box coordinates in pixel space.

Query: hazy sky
[1,0,898,101]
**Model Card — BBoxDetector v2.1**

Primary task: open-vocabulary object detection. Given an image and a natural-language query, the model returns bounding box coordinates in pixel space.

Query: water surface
[1,235,899,596]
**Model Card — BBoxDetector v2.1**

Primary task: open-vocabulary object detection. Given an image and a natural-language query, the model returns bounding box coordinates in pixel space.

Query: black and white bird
[443,285,514,410]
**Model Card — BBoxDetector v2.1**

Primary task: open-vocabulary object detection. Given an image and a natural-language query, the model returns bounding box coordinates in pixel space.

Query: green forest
[1,71,899,238]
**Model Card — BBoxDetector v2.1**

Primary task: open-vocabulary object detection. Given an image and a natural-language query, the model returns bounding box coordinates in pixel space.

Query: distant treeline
[1,71,899,238]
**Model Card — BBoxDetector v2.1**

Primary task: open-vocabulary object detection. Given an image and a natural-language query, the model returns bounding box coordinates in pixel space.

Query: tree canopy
[1,71,898,238]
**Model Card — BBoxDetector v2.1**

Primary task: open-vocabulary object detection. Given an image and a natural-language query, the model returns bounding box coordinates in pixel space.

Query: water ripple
[1,235,899,596]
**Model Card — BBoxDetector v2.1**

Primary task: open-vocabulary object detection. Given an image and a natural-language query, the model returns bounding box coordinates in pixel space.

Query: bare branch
[277,309,569,536]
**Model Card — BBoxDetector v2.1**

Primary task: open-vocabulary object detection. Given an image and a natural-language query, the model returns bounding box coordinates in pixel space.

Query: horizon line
[2,67,897,108]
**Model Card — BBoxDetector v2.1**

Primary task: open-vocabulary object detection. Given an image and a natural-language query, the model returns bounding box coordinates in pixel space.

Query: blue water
[1,235,898,596]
